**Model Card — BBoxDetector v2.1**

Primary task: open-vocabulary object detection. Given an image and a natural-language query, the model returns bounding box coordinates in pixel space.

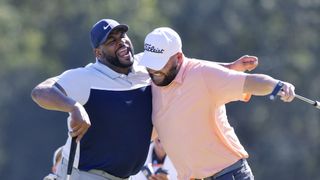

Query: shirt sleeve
[200,61,248,106]
[54,68,91,105]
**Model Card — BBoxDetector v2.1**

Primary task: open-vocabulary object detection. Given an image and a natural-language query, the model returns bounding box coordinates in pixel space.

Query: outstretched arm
[243,74,295,102]
[31,78,91,142]
[218,55,258,102]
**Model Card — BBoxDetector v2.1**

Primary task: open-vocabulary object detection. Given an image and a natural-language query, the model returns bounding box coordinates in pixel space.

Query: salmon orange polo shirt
[151,58,249,180]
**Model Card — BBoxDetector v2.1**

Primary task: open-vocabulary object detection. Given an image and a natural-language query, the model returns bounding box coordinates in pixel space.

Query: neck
[113,66,131,75]
[98,59,131,75]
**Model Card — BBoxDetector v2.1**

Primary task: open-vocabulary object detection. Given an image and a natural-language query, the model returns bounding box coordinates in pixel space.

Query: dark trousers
[196,159,254,180]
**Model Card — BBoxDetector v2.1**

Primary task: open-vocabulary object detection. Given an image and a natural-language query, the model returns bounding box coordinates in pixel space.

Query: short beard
[104,46,134,68]
[150,65,179,87]
[105,54,132,68]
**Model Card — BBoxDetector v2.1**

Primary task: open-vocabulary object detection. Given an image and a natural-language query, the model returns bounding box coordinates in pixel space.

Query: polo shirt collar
[91,59,137,79]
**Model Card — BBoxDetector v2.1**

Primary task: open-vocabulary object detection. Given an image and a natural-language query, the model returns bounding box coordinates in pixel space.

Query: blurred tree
[0,0,319,179]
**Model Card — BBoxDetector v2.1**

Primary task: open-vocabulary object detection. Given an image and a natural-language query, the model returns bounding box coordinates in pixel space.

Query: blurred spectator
[132,137,177,180]
[43,146,63,180]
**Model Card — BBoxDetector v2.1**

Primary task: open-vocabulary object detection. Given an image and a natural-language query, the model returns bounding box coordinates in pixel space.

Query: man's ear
[176,52,183,63]
[94,48,102,58]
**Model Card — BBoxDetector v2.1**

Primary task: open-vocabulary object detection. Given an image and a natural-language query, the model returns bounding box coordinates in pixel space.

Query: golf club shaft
[272,86,320,110]
[66,137,77,180]
[295,94,320,109]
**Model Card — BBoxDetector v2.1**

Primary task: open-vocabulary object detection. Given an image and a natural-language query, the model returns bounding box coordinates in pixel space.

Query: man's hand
[148,173,169,180]
[230,55,258,72]
[278,82,295,102]
[69,102,91,142]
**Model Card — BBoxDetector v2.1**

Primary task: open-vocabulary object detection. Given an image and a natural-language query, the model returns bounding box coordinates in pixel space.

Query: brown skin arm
[217,55,294,102]
[220,55,258,72]
[31,78,75,111]
[31,78,91,142]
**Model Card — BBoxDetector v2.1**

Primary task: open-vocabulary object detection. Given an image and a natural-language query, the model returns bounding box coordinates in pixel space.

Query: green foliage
[0,0,319,179]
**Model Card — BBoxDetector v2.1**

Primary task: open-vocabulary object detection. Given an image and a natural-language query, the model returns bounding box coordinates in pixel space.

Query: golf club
[66,137,77,180]
[269,83,320,110]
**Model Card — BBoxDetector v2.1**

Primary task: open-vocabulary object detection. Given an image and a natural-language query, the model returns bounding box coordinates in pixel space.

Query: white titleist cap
[139,27,182,70]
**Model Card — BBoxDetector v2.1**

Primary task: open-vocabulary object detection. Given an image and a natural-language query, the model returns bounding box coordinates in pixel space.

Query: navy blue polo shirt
[55,59,153,178]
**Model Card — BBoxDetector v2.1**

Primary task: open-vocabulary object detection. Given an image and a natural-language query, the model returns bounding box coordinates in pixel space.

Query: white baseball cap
[139,27,182,70]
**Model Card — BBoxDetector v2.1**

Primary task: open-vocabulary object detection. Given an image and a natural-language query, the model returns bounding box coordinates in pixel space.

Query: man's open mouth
[117,46,131,58]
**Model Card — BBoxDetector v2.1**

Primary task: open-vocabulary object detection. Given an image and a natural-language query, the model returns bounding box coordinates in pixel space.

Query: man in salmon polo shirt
[139,27,296,180]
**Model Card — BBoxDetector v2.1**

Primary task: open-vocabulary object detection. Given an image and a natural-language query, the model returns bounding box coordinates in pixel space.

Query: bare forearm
[31,78,76,112]
[32,78,91,142]
[243,74,278,96]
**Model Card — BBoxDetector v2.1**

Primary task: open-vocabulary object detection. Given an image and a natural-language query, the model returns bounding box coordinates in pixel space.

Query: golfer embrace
[31,18,260,180]
[138,27,295,180]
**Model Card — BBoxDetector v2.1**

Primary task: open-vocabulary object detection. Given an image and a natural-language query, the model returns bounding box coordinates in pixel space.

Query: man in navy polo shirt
[31,19,258,180]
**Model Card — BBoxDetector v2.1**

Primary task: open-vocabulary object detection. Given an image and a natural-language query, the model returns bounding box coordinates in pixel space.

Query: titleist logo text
[144,44,164,53]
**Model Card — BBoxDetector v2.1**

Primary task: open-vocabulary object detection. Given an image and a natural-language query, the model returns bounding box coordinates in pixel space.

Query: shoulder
[54,64,94,92]
[182,58,224,76]
[58,64,93,79]
[184,58,221,69]
[187,58,238,75]
[184,58,247,85]
[190,58,226,69]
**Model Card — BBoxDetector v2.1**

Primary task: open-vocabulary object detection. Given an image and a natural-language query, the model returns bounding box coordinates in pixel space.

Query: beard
[104,54,132,68]
[150,64,179,87]
[103,44,135,68]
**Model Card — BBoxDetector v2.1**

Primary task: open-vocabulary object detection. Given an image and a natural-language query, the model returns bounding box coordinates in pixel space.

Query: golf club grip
[67,137,77,176]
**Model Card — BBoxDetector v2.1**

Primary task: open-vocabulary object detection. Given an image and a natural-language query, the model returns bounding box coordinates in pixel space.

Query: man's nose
[118,38,126,45]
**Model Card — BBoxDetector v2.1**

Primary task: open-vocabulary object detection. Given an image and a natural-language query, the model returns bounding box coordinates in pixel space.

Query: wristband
[269,81,284,100]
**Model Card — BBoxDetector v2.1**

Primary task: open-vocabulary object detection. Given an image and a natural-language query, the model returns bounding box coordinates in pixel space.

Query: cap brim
[111,24,129,33]
[139,52,169,71]
[99,24,129,47]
